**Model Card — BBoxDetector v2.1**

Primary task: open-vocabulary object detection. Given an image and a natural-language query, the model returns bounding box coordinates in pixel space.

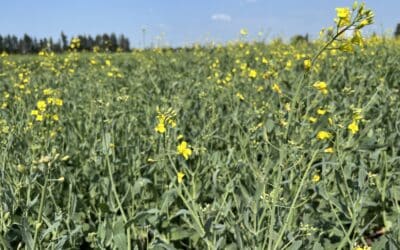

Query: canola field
[1,3,400,249]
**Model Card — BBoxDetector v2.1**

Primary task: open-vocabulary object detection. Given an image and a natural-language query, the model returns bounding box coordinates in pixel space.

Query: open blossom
[348,120,359,134]
[317,108,327,115]
[248,69,257,78]
[177,171,185,184]
[177,141,192,160]
[313,81,328,95]
[312,174,320,183]
[155,122,166,133]
[335,7,351,27]
[304,59,311,70]
[317,131,332,140]
[154,109,176,134]
[36,100,47,112]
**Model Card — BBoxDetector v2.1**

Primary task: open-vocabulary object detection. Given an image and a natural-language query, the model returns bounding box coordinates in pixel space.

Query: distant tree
[39,38,47,50]
[0,32,132,53]
[0,35,3,52]
[52,40,62,53]
[78,35,87,51]
[95,35,103,50]
[49,38,55,51]
[102,33,110,51]
[395,23,400,37]
[60,32,68,50]
[118,34,130,51]
[86,35,94,51]
[290,34,309,45]
[22,34,33,53]
[32,38,40,53]
[110,33,118,52]
[11,35,19,53]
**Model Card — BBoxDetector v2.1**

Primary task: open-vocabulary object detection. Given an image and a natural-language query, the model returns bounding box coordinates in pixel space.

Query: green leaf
[371,236,388,250]
[312,242,324,250]
[266,119,275,133]
[169,227,197,241]
[287,240,302,250]
[113,216,127,250]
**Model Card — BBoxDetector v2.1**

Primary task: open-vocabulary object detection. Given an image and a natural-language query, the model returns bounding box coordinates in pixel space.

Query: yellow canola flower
[177,171,185,184]
[55,98,63,106]
[358,18,371,28]
[177,141,192,160]
[317,131,332,140]
[341,41,354,52]
[248,69,257,78]
[336,7,351,27]
[36,100,47,112]
[272,83,282,95]
[313,81,328,95]
[36,114,44,122]
[309,117,317,123]
[262,57,268,64]
[348,120,359,134]
[304,59,311,70]
[324,147,334,153]
[285,60,292,70]
[317,109,327,115]
[47,98,63,106]
[43,88,54,96]
[352,30,363,46]
[31,110,39,116]
[353,245,371,250]
[155,122,166,134]
[168,119,176,128]
[236,92,245,101]
[312,174,320,183]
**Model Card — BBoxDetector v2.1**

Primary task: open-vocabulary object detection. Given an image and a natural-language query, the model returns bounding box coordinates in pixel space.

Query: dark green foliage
[0,32,132,54]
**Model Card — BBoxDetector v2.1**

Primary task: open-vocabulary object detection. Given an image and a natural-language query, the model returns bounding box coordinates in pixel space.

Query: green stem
[337,215,357,250]
[285,24,353,140]
[272,151,318,250]
[105,151,131,250]
[32,169,49,250]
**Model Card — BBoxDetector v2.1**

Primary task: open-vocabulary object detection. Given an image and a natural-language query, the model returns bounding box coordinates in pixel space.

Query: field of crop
[1,5,400,250]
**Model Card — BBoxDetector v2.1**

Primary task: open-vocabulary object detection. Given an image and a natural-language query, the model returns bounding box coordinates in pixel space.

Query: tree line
[395,23,400,37]
[0,32,130,54]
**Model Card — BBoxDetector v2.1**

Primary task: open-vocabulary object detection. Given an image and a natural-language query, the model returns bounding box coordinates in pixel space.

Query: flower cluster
[177,141,192,160]
[331,2,375,52]
[154,107,177,134]
[31,88,63,123]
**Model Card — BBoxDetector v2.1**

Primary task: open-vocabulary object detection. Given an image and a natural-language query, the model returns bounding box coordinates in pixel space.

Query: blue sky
[0,0,398,47]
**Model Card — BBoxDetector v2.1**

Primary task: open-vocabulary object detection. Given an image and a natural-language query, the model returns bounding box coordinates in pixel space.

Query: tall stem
[32,169,49,250]
[105,149,131,250]
[272,151,318,250]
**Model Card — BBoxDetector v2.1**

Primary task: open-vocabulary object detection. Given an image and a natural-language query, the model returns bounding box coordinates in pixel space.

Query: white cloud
[211,13,232,22]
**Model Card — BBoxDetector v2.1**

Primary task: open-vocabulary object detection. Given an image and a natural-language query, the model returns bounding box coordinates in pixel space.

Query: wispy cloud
[211,13,232,22]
